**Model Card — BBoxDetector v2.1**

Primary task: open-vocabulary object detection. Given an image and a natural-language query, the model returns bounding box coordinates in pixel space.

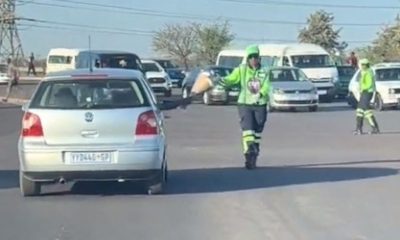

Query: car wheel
[267,104,275,112]
[182,87,189,98]
[374,94,384,111]
[347,93,358,109]
[309,105,318,112]
[203,92,211,105]
[147,163,167,195]
[20,171,40,197]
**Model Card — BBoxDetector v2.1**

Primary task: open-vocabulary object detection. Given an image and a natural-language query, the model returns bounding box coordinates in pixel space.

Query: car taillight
[135,111,158,136]
[22,112,44,137]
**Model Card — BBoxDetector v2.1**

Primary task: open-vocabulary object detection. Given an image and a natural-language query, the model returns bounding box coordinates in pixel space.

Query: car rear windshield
[30,79,150,109]
[375,68,400,81]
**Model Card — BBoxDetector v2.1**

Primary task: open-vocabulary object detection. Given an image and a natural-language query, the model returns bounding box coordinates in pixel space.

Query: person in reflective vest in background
[217,45,271,169]
[354,58,380,135]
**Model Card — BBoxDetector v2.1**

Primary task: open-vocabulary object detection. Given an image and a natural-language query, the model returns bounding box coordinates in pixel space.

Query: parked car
[142,60,172,97]
[0,64,10,83]
[181,66,239,105]
[269,67,319,112]
[348,62,400,111]
[18,68,178,196]
[336,65,356,98]
[166,68,186,88]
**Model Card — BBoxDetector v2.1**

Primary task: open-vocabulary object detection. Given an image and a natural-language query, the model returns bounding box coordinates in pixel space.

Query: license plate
[317,90,327,95]
[229,91,239,96]
[66,152,113,165]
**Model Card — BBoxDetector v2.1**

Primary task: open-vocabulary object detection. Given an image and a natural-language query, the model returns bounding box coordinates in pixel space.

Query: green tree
[193,21,235,65]
[152,23,197,70]
[298,10,347,54]
[354,16,400,64]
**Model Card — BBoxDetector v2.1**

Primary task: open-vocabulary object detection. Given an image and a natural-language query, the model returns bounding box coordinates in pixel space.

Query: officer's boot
[370,116,380,135]
[244,142,258,170]
[353,116,364,135]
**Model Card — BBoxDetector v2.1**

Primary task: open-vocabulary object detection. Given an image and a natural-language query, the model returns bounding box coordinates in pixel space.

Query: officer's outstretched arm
[218,67,241,88]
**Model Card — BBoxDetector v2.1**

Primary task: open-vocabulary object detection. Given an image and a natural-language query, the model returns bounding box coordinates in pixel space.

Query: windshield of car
[30,79,150,109]
[269,68,308,82]
[260,56,277,68]
[338,66,356,77]
[142,63,162,72]
[155,60,176,69]
[218,56,243,68]
[48,55,73,64]
[375,68,400,81]
[291,55,335,68]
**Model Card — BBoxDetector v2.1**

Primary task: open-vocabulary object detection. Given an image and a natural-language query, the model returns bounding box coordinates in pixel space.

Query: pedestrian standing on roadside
[348,52,358,69]
[2,58,20,102]
[27,53,36,76]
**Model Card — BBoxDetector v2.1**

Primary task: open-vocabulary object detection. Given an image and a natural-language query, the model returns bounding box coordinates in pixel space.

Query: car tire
[20,171,40,197]
[347,92,358,109]
[309,105,318,112]
[203,92,212,105]
[267,104,275,112]
[374,94,384,111]
[147,163,167,195]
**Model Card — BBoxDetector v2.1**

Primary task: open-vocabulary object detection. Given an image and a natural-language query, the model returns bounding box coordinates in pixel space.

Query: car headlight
[273,88,284,94]
[389,88,395,94]
[332,76,339,83]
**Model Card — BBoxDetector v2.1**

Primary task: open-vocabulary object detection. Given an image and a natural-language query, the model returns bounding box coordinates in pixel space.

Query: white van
[259,43,338,102]
[46,48,144,74]
[216,49,246,68]
[46,48,81,74]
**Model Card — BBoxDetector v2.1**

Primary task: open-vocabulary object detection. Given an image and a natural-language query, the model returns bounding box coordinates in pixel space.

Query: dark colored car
[181,66,239,105]
[336,65,356,98]
[153,59,177,69]
[166,68,186,88]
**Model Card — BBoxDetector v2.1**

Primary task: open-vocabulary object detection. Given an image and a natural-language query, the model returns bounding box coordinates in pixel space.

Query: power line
[19,17,154,35]
[220,0,400,10]
[17,0,386,27]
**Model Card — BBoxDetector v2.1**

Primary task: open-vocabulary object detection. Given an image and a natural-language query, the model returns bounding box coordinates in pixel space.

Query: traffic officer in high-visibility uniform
[218,45,270,169]
[354,58,380,135]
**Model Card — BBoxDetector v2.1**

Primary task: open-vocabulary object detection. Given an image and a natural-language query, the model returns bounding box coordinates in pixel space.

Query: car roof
[141,60,158,64]
[373,62,400,69]
[44,68,144,81]
[268,66,300,71]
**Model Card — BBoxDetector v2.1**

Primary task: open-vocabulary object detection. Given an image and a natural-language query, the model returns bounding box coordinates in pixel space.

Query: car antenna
[88,35,93,73]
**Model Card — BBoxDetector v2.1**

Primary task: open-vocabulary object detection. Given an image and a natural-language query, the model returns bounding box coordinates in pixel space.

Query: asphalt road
[0,100,399,240]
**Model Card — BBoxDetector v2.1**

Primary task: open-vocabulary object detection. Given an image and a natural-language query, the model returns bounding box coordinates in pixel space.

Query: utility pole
[0,0,24,65]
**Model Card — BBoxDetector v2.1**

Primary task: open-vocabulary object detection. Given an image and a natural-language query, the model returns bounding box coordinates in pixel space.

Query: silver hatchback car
[18,68,173,196]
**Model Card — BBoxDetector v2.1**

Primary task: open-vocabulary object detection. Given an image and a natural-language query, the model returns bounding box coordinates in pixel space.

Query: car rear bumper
[23,169,161,183]
[19,147,163,173]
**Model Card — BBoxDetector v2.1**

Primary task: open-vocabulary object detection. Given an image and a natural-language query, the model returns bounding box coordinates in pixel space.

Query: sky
[16,0,400,59]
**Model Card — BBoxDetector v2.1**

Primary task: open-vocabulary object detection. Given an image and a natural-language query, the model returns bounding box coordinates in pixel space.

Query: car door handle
[81,130,99,138]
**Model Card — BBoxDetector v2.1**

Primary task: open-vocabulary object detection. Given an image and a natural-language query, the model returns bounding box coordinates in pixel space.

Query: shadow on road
[0,170,18,189]
[1,165,398,195]
[166,165,398,194]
